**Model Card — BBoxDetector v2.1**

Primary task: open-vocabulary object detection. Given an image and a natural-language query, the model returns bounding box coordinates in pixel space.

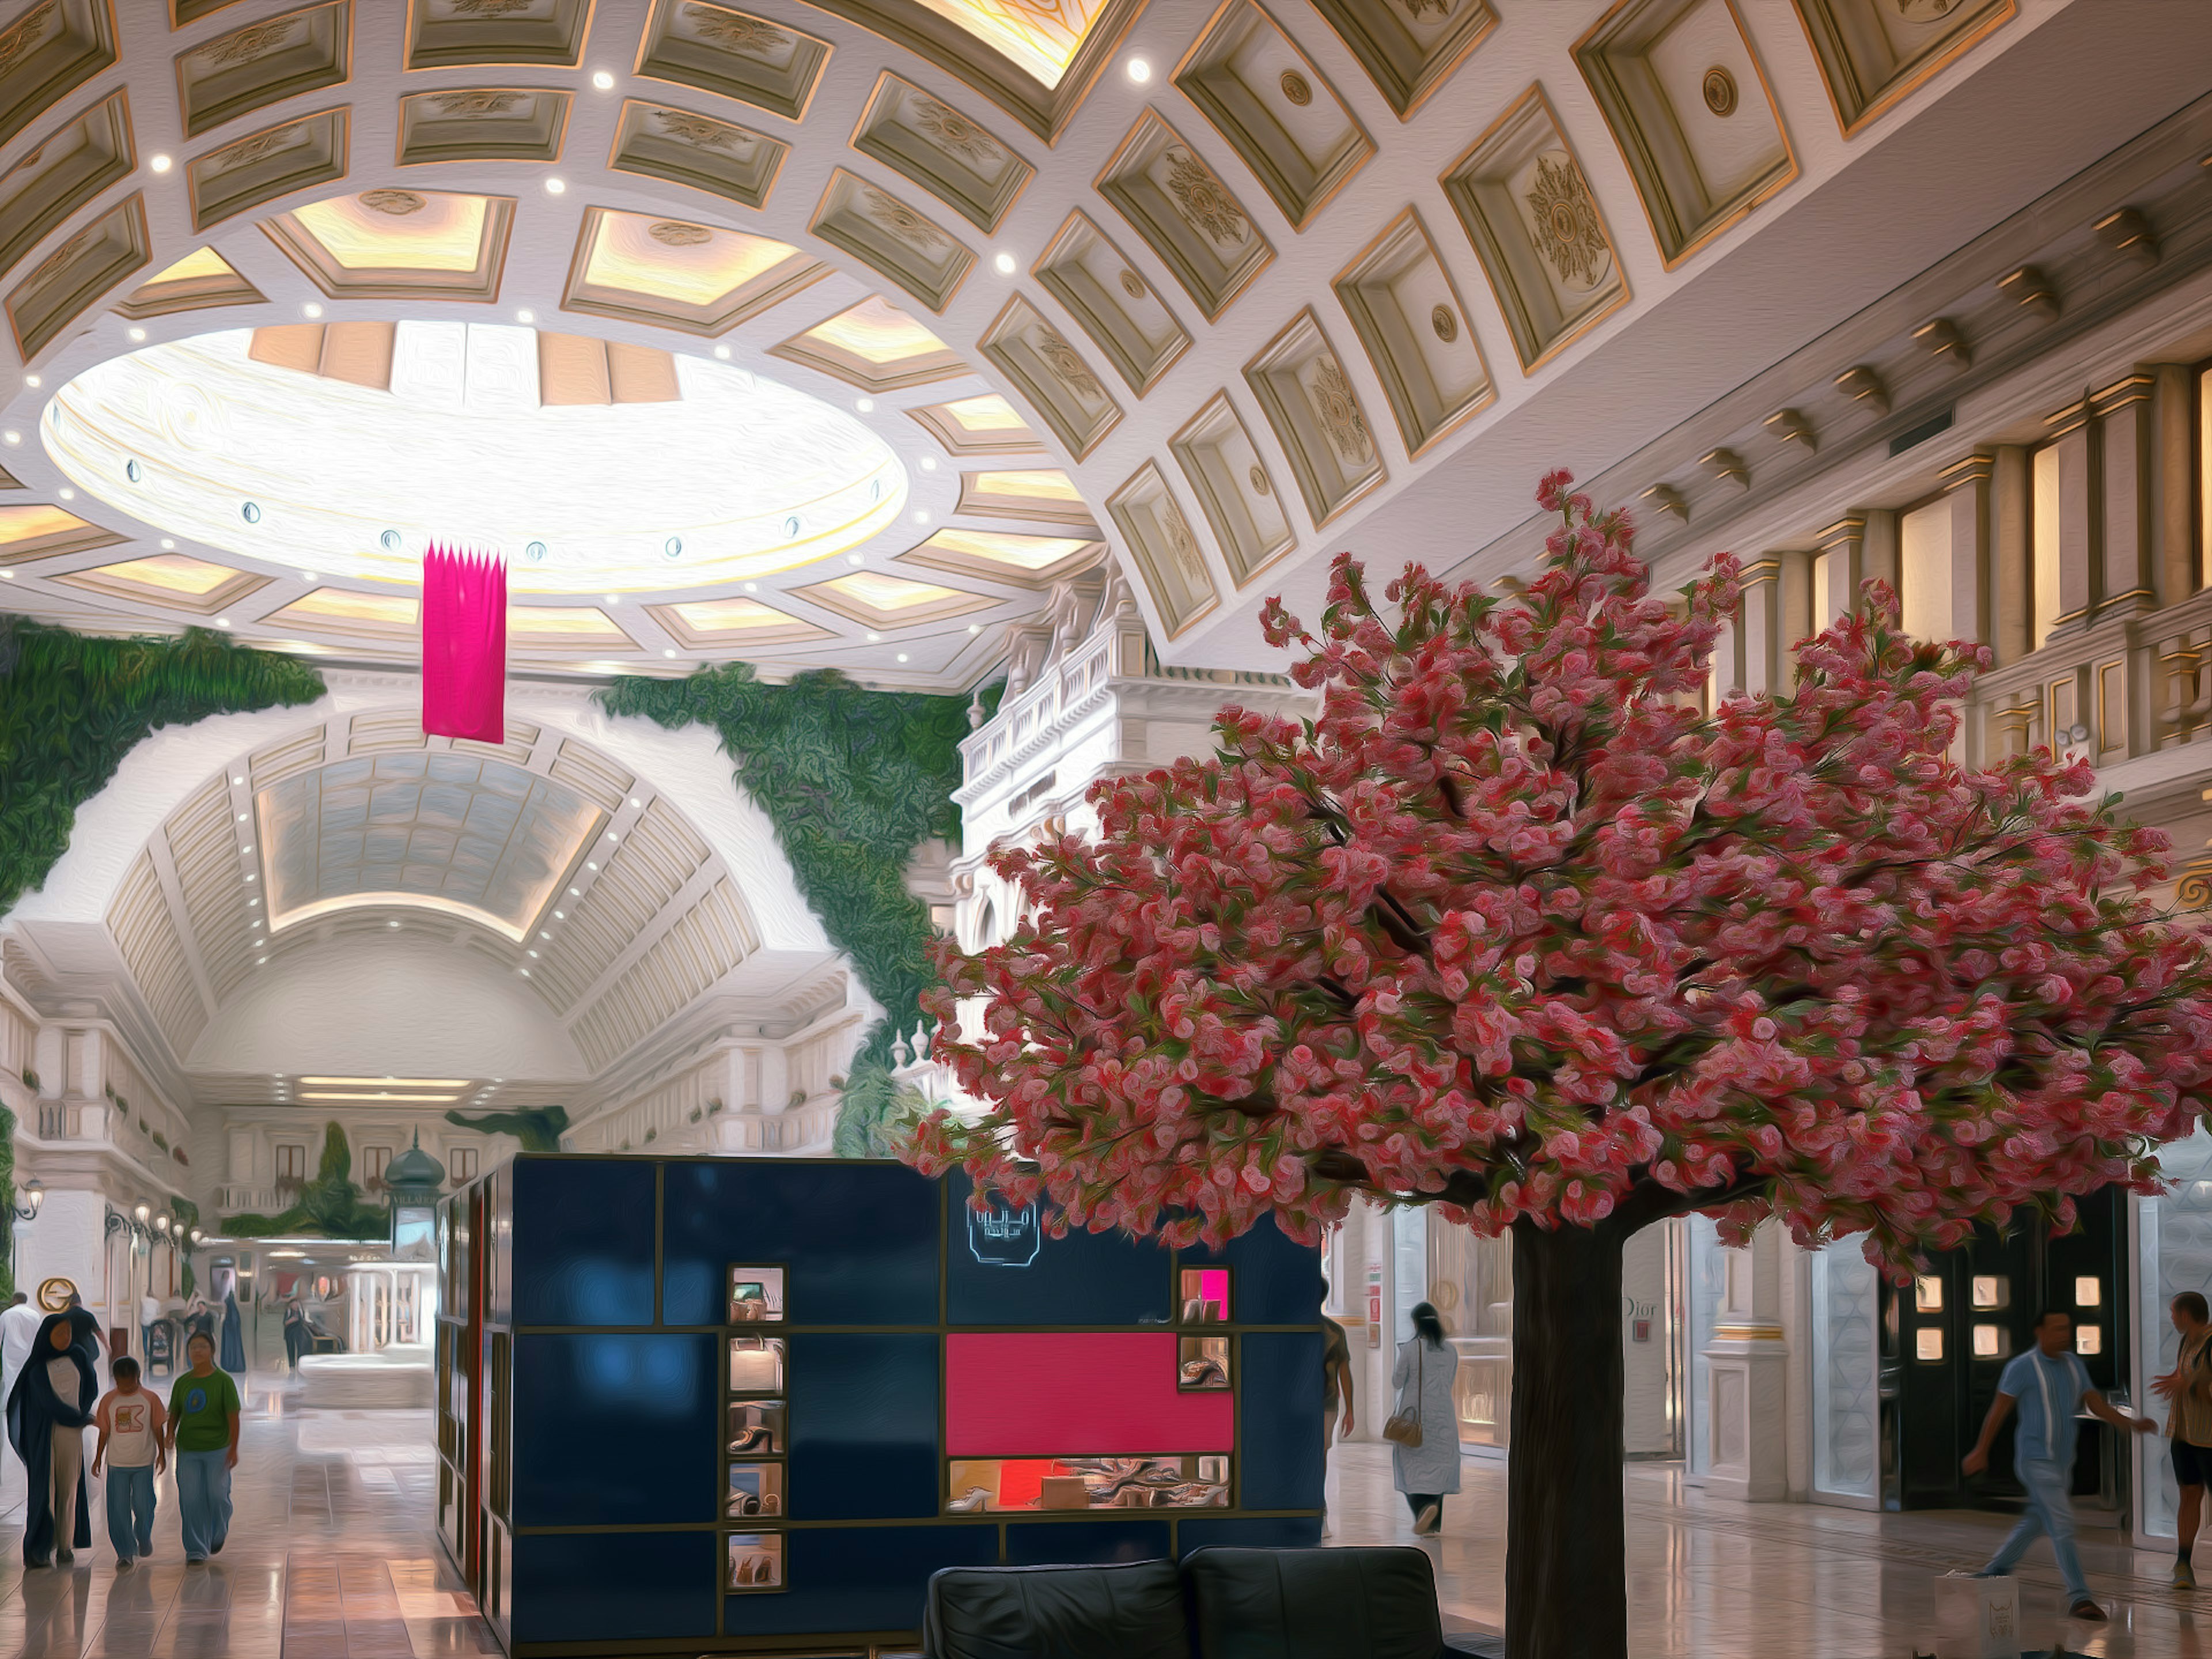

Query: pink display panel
[945,1333,1235,1455]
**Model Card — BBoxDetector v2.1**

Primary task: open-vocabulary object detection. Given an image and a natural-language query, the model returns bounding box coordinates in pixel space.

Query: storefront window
[1428,1215,1513,1449]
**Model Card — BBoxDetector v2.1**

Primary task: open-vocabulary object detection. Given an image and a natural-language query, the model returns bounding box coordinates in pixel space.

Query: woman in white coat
[1391,1301,1460,1535]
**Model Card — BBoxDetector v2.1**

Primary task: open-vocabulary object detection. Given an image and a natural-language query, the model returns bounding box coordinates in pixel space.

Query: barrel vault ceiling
[0,0,2198,691]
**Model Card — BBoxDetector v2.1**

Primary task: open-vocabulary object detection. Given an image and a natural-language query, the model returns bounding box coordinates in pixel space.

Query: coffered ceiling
[0,0,2196,689]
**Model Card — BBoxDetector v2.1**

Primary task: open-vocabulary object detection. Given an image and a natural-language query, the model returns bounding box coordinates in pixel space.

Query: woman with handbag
[1387,1301,1459,1536]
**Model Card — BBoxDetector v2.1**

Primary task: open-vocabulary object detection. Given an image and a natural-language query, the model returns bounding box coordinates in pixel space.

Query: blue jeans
[1983,1456,2089,1604]
[104,1463,156,1560]
[175,1449,231,1560]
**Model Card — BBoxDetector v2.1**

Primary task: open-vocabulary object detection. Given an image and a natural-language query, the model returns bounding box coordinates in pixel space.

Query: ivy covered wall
[0,620,325,920]
[600,665,990,1150]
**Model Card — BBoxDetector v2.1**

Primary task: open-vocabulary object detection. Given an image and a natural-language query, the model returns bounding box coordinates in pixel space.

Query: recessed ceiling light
[552,910,565,920]
[1126,57,1152,83]
[159,537,174,549]
[150,154,173,173]
[244,873,256,882]
[586,861,599,871]
[1,431,17,445]
[239,843,251,853]
[628,798,641,808]
[713,344,730,359]
[540,931,551,940]
[847,552,864,566]
[968,623,980,634]
[57,487,74,500]
[23,374,40,388]
[249,897,259,906]
[569,887,581,896]
[544,177,566,195]
[912,509,930,525]
[662,647,676,658]
[918,456,937,471]
[519,968,530,977]
[993,252,1017,276]
[233,775,245,785]
[604,594,621,605]
[257,957,267,965]
[866,631,882,642]
[215,616,231,628]
[237,812,248,822]
[516,309,535,324]
[528,949,539,958]
[302,302,322,319]
[301,570,318,581]
[855,396,874,413]
[1,571,12,580]
[605,831,619,843]
[743,581,757,592]
[897,652,910,662]
[127,326,146,342]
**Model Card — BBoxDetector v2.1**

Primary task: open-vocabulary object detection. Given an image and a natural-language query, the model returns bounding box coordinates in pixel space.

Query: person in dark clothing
[6,1308,99,1566]
[219,1287,247,1375]
[282,1300,307,1370]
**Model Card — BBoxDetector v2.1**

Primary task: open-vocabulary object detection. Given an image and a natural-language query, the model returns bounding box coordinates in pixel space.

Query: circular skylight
[41,323,907,596]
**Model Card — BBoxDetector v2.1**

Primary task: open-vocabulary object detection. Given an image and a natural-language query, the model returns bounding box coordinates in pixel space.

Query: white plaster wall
[187,936,588,1078]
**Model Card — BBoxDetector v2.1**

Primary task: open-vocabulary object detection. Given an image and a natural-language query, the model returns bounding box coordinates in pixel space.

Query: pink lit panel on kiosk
[945,1333,1235,1455]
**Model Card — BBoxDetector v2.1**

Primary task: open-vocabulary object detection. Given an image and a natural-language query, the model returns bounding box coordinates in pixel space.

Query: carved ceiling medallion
[200,19,302,68]
[649,220,714,247]
[362,190,427,215]
[1430,305,1457,343]
[909,96,1001,165]
[208,127,296,175]
[1306,355,1370,465]
[1161,148,1248,249]
[1525,150,1608,294]
[447,0,540,14]
[0,3,59,78]
[1400,0,1455,17]
[654,109,746,151]
[1032,325,1101,401]
[1162,495,1206,585]
[1248,465,1270,495]
[1118,270,1146,300]
[1894,0,1962,19]
[1279,70,1312,107]
[861,186,949,255]
[433,90,528,117]
[684,4,788,58]
[1701,66,1738,117]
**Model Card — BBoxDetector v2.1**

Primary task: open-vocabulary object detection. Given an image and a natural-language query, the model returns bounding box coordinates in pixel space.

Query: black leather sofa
[922,1545,1501,1659]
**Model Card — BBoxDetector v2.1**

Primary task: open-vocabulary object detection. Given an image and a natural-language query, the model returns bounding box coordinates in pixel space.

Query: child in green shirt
[164,1332,241,1565]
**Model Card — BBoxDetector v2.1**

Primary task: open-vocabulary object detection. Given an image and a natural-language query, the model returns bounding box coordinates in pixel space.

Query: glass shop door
[1880,1186,2129,1517]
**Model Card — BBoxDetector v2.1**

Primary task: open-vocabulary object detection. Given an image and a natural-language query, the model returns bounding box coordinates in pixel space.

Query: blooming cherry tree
[910,473,2212,1659]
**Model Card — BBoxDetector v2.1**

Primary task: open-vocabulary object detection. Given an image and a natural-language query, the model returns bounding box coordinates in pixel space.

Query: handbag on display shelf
[731,1296,769,1323]
[1037,1475,1092,1509]
[732,1552,778,1587]
[1382,1341,1425,1448]
[730,1343,782,1391]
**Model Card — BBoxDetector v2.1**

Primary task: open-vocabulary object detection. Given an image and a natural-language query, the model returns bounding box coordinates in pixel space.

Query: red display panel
[945,1333,1236,1455]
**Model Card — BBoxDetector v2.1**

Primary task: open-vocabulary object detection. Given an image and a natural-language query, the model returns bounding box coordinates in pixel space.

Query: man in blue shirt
[1963,1308,2157,1622]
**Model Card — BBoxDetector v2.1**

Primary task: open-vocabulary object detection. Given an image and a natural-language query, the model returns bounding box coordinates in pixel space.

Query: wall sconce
[11,1178,41,1222]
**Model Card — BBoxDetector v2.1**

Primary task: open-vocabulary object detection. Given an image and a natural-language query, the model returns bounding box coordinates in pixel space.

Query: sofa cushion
[1182,1547,1445,1659]
[923,1559,1192,1659]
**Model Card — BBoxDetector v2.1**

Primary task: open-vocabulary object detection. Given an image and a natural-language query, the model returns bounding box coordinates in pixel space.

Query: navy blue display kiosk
[435,1156,1326,1656]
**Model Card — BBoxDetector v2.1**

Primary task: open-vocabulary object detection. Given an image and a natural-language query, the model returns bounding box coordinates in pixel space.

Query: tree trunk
[1506,1217,1627,1659]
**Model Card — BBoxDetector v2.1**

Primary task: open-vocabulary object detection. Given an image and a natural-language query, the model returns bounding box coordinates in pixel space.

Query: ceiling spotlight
[586,861,599,871]
[662,648,677,658]
[127,326,146,342]
[301,570,319,581]
[249,897,259,906]
[897,653,910,663]
[743,581,757,592]
[1,571,13,581]
[57,487,74,500]
[540,931,551,941]
[569,887,581,896]
[993,251,1017,276]
[912,509,930,525]
[237,812,248,823]
[232,775,244,785]
[1,431,17,445]
[968,623,981,634]
[918,456,937,471]
[23,374,39,388]
[257,957,268,965]
[159,537,174,549]
[302,302,323,318]
[150,154,173,173]
[544,176,567,195]
[713,344,730,359]
[388,919,400,928]
[592,69,615,89]
[847,552,864,566]
[1126,56,1152,84]
[215,616,231,628]
[553,910,565,920]
[244,873,256,882]
[528,949,539,959]
[866,631,882,642]
[628,797,641,808]
[605,831,619,843]
[855,397,874,413]
[519,968,530,977]
[604,594,621,605]
[516,308,535,324]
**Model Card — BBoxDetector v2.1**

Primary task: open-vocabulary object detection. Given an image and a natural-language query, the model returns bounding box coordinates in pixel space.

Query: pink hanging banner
[421,542,507,743]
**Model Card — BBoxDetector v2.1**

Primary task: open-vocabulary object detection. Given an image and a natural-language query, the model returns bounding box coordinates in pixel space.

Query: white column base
[1700,1331,1789,1502]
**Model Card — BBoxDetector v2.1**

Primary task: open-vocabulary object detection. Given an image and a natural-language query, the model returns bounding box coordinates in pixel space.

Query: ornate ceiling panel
[0,0,2165,687]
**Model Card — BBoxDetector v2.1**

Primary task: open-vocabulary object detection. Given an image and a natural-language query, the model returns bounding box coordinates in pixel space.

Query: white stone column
[1700,1221,1790,1502]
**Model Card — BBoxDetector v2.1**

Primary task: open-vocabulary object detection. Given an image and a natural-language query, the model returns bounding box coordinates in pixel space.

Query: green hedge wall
[0,620,325,920]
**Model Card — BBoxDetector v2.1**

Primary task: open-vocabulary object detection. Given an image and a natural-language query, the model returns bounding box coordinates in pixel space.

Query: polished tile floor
[0,1373,490,1658]
[2,1374,2206,1656]
[1329,1440,2212,1658]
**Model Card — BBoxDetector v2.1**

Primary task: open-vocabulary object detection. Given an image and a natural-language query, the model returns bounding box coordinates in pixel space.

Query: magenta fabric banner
[421,543,507,743]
